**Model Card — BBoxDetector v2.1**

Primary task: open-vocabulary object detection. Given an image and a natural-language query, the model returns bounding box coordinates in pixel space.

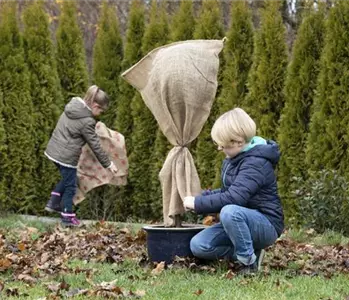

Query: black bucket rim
[142,224,207,232]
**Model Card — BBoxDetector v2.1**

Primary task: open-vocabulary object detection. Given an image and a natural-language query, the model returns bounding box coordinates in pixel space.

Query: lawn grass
[1,214,349,300]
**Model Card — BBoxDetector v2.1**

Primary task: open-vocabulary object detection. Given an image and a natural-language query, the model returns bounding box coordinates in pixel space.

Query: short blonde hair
[84,85,109,109]
[211,108,256,146]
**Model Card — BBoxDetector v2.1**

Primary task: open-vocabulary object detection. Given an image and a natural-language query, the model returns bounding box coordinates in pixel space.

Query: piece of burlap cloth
[73,121,128,205]
[122,39,224,226]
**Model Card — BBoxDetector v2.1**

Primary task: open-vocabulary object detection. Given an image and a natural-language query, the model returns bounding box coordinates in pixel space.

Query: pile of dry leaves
[0,221,349,298]
[0,222,147,298]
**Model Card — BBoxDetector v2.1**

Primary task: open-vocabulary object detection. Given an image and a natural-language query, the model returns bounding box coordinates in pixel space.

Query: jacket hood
[64,97,93,119]
[229,140,280,166]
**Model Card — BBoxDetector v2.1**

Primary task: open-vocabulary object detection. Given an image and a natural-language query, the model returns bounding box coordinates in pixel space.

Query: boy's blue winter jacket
[194,140,284,236]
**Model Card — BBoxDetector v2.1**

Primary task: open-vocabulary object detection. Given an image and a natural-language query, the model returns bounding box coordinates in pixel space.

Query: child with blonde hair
[183,108,284,274]
[44,85,118,226]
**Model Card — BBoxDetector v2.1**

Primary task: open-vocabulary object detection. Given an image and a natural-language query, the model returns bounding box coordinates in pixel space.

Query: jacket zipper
[222,161,230,189]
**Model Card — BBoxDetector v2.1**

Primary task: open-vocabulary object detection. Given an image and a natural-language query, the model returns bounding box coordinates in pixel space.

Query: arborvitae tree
[245,0,288,140]
[306,0,349,175]
[23,1,63,211]
[83,2,123,221]
[93,1,123,128]
[218,0,253,112]
[149,2,171,219]
[99,0,146,221]
[56,1,88,102]
[116,0,145,154]
[171,0,195,42]
[278,5,325,221]
[0,3,36,212]
[129,0,169,220]
[0,91,6,207]
[193,0,224,189]
[213,0,254,188]
[193,0,224,40]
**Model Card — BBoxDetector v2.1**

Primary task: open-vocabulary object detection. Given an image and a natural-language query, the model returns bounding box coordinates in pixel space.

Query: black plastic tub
[142,224,206,264]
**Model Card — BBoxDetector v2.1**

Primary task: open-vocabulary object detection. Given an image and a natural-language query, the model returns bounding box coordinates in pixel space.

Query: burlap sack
[122,39,224,226]
[73,121,128,205]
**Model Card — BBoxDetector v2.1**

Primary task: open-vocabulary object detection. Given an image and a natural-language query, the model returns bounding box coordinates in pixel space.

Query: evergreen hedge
[56,1,88,102]
[23,1,63,211]
[194,0,224,190]
[245,0,288,141]
[306,0,349,175]
[278,5,325,221]
[0,3,36,212]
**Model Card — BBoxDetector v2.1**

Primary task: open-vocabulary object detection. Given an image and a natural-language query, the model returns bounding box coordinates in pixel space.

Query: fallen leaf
[18,274,37,284]
[0,258,11,271]
[194,289,203,296]
[120,227,131,235]
[60,279,70,291]
[224,270,236,279]
[202,215,215,226]
[17,242,26,251]
[133,290,146,297]
[46,282,60,293]
[0,280,4,292]
[27,227,39,234]
[41,252,50,264]
[5,287,19,297]
[151,261,165,275]
[66,288,89,297]
[306,228,316,235]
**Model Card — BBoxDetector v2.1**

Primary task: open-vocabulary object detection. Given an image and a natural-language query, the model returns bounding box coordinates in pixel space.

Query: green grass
[285,227,349,246]
[1,259,349,300]
[1,215,349,300]
[0,214,53,232]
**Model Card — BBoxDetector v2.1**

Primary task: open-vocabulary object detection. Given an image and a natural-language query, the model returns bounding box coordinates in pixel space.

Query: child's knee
[220,204,243,224]
[190,235,212,257]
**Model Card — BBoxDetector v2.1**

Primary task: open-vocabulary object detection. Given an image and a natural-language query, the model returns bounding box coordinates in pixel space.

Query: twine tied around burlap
[122,39,224,226]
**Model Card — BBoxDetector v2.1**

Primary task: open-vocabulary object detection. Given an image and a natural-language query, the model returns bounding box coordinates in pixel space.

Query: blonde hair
[84,85,109,109]
[211,108,256,146]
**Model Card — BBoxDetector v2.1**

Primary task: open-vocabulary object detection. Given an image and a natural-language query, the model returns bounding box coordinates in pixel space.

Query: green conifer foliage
[23,1,63,210]
[245,0,288,140]
[213,0,254,188]
[99,0,146,221]
[93,1,123,128]
[83,2,124,221]
[278,6,325,220]
[193,0,224,189]
[218,0,254,112]
[56,1,88,102]
[0,3,36,211]
[0,91,7,208]
[116,0,145,154]
[129,1,169,220]
[171,0,195,42]
[306,0,349,175]
[193,0,224,40]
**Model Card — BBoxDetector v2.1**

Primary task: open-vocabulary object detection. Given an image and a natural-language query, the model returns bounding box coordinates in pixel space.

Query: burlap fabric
[73,121,128,205]
[122,39,224,226]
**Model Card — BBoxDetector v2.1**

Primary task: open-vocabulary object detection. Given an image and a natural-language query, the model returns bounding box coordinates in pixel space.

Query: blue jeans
[190,205,278,265]
[53,163,77,213]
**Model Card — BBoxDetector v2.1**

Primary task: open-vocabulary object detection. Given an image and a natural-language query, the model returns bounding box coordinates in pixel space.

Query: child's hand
[108,162,118,174]
[183,196,195,211]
